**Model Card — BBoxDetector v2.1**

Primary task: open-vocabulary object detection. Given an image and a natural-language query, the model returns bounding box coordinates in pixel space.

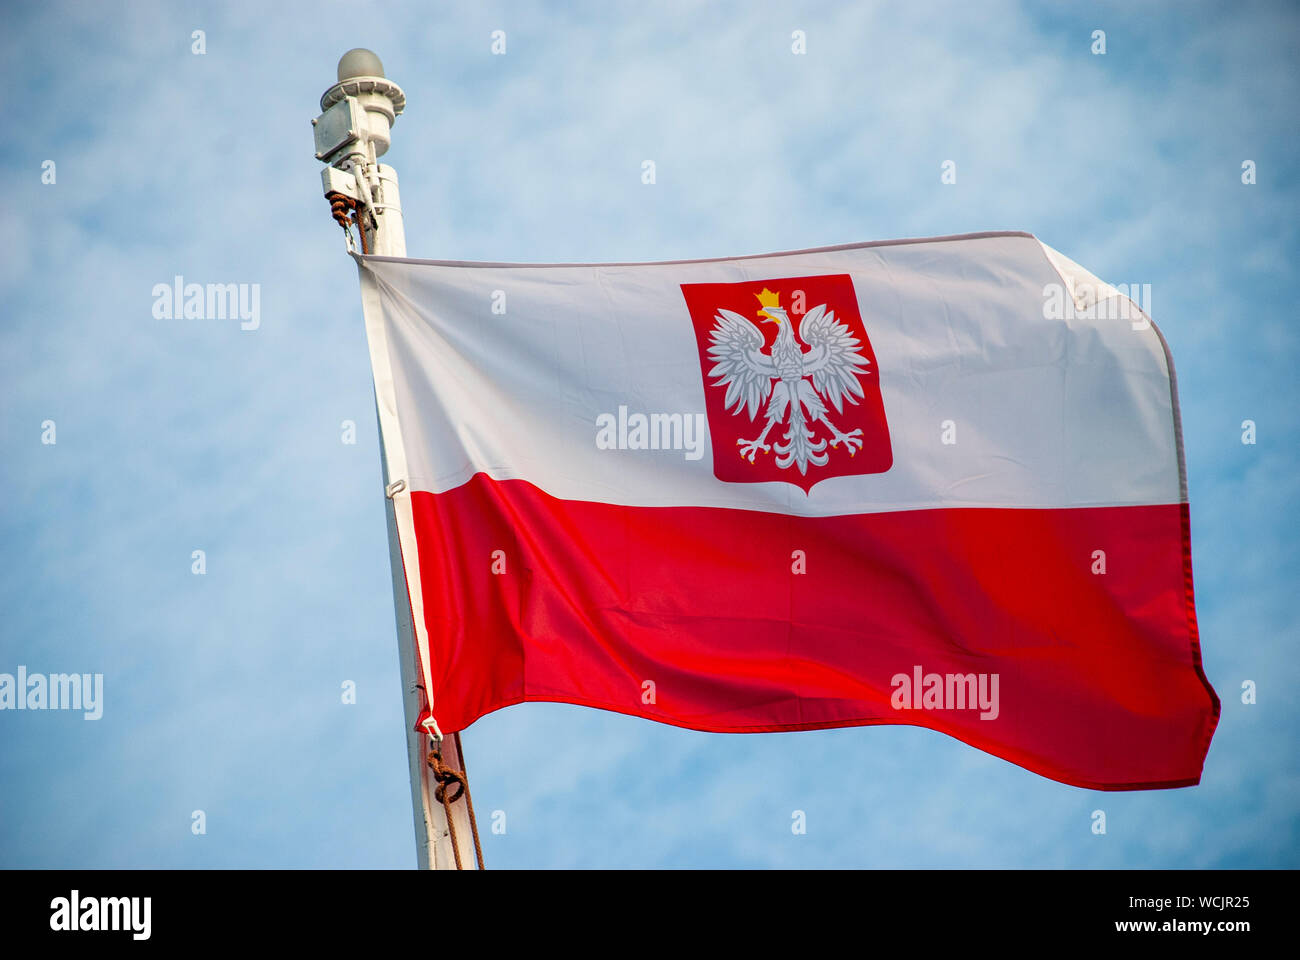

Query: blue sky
[0,0,1296,867]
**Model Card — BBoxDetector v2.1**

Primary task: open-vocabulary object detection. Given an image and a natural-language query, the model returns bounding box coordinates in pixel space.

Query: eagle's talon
[737,437,772,462]
[828,427,864,454]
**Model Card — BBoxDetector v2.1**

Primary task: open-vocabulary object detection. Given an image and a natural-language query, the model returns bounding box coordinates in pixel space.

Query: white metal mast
[312,49,478,870]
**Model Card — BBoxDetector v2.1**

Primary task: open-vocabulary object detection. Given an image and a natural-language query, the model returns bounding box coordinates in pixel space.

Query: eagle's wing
[707,309,778,420]
[798,304,870,413]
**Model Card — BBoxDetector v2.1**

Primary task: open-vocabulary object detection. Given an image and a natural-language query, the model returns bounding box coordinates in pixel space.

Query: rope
[355,205,369,254]
[324,190,369,254]
[325,190,355,229]
[427,735,486,870]
[454,731,485,869]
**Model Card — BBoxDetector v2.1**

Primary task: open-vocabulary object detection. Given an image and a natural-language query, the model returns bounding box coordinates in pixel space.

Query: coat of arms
[681,274,892,492]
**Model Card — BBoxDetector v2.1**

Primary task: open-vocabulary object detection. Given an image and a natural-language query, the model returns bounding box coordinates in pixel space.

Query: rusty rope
[427,734,485,870]
[324,191,369,254]
[355,206,369,254]
[453,731,484,869]
[325,190,354,229]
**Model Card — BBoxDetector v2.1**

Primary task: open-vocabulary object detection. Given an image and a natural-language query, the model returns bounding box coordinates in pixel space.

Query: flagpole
[313,49,477,870]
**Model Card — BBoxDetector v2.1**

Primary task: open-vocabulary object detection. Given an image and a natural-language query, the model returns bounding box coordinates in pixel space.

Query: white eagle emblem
[706,287,871,475]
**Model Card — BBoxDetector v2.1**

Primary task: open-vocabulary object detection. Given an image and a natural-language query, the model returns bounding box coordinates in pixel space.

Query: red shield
[681,274,892,493]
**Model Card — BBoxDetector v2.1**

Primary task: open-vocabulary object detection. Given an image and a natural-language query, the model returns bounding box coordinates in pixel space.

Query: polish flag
[355,231,1218,790]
